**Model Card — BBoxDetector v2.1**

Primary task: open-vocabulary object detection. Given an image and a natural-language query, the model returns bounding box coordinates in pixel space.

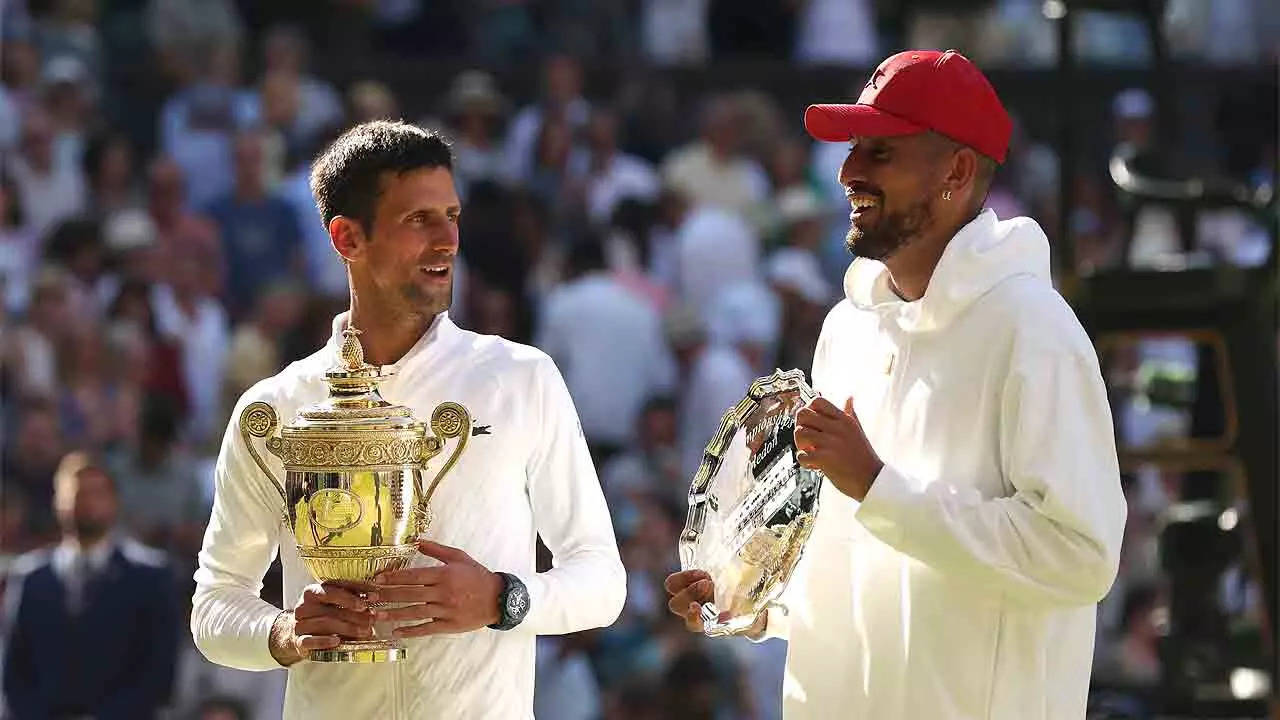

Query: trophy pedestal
[311,640,405,663]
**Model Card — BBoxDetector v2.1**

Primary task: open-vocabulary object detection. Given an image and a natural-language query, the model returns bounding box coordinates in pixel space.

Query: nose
[838,147,869,189]
[430,221,460,256]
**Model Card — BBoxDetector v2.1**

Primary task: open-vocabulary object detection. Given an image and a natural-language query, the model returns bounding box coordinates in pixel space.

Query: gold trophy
[238,326,471,663]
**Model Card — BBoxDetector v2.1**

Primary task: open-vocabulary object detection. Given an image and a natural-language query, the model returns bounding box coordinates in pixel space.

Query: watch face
[505,584,529,620]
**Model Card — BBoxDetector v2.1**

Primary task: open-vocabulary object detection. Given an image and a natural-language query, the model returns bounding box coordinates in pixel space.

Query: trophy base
[310,640,405,663]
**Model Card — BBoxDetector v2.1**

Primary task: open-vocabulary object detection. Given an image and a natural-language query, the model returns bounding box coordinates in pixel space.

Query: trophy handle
[415,402,471,530]
[239,402,289,510]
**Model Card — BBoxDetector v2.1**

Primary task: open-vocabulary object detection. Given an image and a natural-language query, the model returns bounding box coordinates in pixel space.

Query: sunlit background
[0,1,1276,718]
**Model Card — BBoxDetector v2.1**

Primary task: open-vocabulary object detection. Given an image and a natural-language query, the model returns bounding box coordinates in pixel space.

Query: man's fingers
[297,635,341,651]
[294,604,375,628]
[374,603,450,623]
[684,602,705,632]
[393,618,463,638]
[797,449,831,470]
[844,396,856,416]
[295,615,375,640]
[369,584,447,605]
[416,540,471,564]
[666,579,713,616]
[373,566,446,587]
[808,396,845,419]
[302,583,371,610]
[664,569,709,595]
[793,425,826,452]
[796,407,842,434]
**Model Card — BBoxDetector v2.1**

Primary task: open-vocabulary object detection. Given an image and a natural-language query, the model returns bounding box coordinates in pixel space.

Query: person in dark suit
[2,450,180,720]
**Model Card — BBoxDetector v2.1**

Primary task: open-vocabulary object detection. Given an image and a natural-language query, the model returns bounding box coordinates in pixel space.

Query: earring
[943,190,952,201]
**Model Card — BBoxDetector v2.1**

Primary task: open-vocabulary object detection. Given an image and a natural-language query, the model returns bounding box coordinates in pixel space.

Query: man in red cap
[667,51,1127,719]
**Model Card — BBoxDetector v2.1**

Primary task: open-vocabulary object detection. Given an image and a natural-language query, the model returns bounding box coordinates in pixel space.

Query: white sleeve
[190,390,287,671]
[511,357,627,635]
[854,347,1128,608]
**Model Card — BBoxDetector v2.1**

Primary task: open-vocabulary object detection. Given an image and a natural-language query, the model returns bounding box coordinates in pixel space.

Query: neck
[66,532,109,551]
[348,289,436,366]
[882,208,981,301]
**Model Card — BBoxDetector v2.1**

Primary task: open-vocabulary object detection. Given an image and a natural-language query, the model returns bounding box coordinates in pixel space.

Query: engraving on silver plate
[678,369,824,637]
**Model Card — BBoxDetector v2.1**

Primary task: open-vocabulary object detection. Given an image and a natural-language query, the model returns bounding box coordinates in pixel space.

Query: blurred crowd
[0,1,1276,719]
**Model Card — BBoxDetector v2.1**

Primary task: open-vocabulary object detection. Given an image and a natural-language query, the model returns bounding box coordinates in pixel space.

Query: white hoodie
[763,210,1127,719]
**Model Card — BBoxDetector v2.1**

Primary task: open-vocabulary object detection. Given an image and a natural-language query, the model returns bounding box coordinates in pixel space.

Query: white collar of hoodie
[325,310,456,374]
[842,209,1052,333]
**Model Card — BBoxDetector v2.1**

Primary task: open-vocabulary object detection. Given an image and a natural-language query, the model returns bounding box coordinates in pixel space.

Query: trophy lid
[289,327,420,432]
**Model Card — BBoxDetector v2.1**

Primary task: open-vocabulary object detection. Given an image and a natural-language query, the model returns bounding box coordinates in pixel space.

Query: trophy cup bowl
[678,369,824,636]
[238,328,471,663]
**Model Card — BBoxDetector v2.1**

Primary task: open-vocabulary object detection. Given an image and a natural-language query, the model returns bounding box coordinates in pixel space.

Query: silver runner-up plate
[678,369,824,637]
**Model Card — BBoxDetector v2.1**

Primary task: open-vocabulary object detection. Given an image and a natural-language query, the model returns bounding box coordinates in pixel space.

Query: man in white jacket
[667,50,1127,719]
[192,121,626,719]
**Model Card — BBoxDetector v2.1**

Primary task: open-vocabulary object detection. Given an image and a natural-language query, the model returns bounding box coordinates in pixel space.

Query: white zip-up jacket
[191,314,626,720]
[764,210,1127,719]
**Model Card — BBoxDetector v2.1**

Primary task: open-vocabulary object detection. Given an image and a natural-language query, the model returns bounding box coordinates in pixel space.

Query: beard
[72,516,111,543]
[845,195,936,261]
[397,276,453,318]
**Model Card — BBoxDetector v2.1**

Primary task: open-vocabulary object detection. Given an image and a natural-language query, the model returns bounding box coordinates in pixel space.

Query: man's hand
[371,540,504,638]
[270,583,377,666]
[794,396,883,501]
[664,570,767,638]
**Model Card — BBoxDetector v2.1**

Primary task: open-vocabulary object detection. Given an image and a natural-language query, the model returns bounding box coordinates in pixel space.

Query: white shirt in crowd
[762,210,1127,719]
[673,206,760,320]
[6,153,86,241]
[566,149,661,227]
[661,143,769,220]
[151,283,230,445]
[794,0,878,66]
[641,0,710,65]
[536,272,676,448]
[191,313,626,720]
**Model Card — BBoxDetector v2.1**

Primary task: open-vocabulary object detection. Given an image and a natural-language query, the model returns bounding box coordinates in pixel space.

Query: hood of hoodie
[842,209,1052,333]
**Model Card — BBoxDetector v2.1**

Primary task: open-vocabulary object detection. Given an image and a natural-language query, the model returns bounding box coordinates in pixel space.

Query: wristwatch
[488,572,530,631]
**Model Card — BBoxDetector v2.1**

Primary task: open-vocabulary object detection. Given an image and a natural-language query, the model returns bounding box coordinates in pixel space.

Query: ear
[943,146,979,200]
[329,216,365,263]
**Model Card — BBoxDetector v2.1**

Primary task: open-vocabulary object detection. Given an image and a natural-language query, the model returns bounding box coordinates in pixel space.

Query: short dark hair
[309,120,454,232]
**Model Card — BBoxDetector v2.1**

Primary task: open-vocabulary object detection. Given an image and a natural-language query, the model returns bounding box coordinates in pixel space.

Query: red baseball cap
[804,49,1012,164]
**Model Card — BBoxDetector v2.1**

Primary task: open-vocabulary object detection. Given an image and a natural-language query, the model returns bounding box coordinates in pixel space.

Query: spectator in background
[442,70,509,199]
[39,54,96,173]
[536,237,676,463]
[568,106,661,228]
[256,24,343,153]
[794,0,877,66]
[7,107,87,240]
[152,239,232,448]
[205,129,304,319]
[766,187,835,373]
[1,398,66,537]
[346,79,399,124]
[9,267,74,400]
[158,43,257,209]
[0,37,42,151]
[502,53,591,186]
[1,451,180,719]
[222,280,306,416]
[641,0,710,66]
[671,201,760,319]
[599,395,683,509]
[534,632,604,720]
[146,157,224,295]
[33,1,103,90]
[147,0,245,85]
[0,173,37,315]
[107,393,208,575]
[83,132,142,218]
[661,95,769,220]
